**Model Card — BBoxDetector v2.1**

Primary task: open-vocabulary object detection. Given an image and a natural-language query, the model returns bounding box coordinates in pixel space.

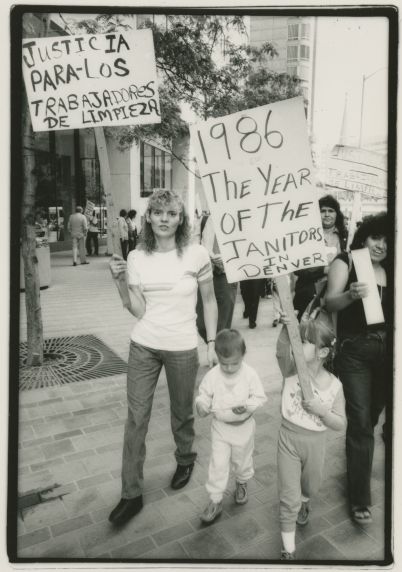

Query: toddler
[276,309,346,559]
[195,328,267,523]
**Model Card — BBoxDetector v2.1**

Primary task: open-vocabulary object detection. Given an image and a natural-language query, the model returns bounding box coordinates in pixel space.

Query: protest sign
[84,200,96,219]
[190,97,327,284]
[22,29,161,131]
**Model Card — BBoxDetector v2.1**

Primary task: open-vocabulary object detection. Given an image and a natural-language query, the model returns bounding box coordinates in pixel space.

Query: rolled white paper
[351,248,384,325]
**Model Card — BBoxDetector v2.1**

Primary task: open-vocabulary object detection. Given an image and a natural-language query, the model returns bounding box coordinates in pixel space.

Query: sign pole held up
[275,275,314,400]
[94,127,131,309]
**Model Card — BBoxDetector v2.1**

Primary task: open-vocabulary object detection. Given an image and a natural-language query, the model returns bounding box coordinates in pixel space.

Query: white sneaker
[200,500,223,523]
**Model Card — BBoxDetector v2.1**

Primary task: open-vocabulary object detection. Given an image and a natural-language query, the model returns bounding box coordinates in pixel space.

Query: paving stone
[17,527,51,550]
[78,520,133,558]
[121,504,168,540]
[322,518,381,560]
[41,439,75,459]
[110,536,156,558]
[141,540,188,559]
[22,499,67,532]
[77,473,113,489]
[214,513,267,550]
[64,449,97,462]
[62,487,108,516]
[54,429,83,440]
[51,514,94,537]
[19,446,46,467]
[22,436,53,449]
[40,482,77,501]
[83,423,110,434]
[18,492,41,510]
[181,528,235,559]
[50,460,89,483]
[296,533,346,561]
[19,470,54,495]
[32,420,66,438]
[30,457,66,473]
[152,522,194,546]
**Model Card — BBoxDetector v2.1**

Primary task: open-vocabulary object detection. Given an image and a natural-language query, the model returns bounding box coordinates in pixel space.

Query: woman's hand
[109,254,126,279]
[348,281,369,301]
[207,344,218,368]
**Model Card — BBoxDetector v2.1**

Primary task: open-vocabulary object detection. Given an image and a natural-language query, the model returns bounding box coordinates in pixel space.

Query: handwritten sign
[190,97,327,282]
[22,29,161,131]
[84,200,96,219]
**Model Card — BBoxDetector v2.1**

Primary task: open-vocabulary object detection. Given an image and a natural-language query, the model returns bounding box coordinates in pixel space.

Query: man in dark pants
[240,278,265,329]
[196,215,238,343]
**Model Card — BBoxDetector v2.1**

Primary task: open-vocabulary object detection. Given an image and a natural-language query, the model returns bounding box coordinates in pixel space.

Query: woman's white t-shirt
[127,244,212,351]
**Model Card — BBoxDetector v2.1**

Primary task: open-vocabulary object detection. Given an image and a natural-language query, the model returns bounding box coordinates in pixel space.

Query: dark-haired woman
[127,209,138,252]
[293,194,348,320]
[325,212,389,525]
[118,208,129,260]
[108,190,218,526]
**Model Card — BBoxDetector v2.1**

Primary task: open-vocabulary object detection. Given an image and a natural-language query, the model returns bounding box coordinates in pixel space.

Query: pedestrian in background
[108,189,218,527]
[68,206,88,266]
[196,214,238,344]
[118,209,129,260]
[195,329,267,524]
[240,278,265,329]
[127,209,138,253]
[86,210,99,256]
[293,195,348,320]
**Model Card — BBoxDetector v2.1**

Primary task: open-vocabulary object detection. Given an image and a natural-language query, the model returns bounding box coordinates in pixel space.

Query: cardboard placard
[190,97,327,283]
[84,200,96,219]
[22,29,161,131]
[351,248,385,325]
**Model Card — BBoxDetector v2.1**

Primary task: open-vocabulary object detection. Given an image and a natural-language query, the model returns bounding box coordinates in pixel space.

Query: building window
[300,45,310,60]
[140,142,172,197]
[287,45,298,61]
[288,24,299,40]
[287,65,298,76]
[301,23,311,39]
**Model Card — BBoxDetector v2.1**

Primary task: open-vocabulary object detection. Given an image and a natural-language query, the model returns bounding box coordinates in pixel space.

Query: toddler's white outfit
[195,362,267,502]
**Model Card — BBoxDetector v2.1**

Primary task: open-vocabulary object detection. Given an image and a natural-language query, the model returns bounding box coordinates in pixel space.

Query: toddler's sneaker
[234,481,248,505]
[200,500,222,524]
[281,549,296,560]
[296,501,310,526]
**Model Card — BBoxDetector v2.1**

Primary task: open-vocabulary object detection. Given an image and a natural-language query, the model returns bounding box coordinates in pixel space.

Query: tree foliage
[62,13,303,159]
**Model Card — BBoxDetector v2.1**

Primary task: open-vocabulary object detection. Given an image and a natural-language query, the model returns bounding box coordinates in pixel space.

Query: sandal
[351,506,372,524]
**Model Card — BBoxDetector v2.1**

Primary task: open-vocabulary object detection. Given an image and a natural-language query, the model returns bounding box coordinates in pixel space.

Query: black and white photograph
[5,2,398,567]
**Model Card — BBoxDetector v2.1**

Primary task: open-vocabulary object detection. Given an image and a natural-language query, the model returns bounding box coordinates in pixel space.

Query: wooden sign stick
[275,275,314,400]
[93,127,131,310]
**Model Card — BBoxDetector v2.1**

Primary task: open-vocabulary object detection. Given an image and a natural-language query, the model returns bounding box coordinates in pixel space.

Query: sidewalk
[15,250,387,562]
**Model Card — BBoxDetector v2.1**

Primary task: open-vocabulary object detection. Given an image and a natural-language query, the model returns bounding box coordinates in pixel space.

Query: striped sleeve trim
[198,261,213,281]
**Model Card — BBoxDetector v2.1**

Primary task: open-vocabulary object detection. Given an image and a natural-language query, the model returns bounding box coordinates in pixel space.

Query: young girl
[276,310,346,559]
[195,329,267,523]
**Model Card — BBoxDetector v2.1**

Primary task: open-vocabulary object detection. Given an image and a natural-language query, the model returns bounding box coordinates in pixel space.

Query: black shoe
[249,321,256,329]
[81,261,89,265]
[108,496,143,526]
[272,319,278,327]
[243,311,249,319]
[73,262,77,266]
[171,463,194,490]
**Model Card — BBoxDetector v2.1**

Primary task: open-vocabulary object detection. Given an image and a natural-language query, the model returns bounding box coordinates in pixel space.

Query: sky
[312,16,389,151]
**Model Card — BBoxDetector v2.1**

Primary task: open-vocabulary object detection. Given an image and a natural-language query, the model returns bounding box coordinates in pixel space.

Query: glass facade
[140,142,172,197]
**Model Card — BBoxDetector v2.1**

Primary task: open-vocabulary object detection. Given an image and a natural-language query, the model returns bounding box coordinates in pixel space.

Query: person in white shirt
[195,329,267,524]
[67,206,88,266]
[275,309,346,560]
[108,190,218,527]
[86,210,99,256]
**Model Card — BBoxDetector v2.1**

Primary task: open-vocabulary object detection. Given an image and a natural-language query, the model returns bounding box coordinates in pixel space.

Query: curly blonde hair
[139,189,191,256]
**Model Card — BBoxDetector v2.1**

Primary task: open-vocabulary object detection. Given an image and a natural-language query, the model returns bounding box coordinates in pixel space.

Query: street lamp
[358,66,387,148]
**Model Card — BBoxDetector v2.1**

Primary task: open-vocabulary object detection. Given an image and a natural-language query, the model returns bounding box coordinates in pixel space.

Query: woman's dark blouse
[335,252,387,338]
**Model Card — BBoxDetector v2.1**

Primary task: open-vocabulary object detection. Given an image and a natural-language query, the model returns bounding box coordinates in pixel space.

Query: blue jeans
[121,341,199,499]
[335,331,387,507]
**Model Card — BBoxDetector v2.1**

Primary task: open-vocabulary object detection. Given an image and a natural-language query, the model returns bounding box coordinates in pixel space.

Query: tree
[64,13,303,169]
